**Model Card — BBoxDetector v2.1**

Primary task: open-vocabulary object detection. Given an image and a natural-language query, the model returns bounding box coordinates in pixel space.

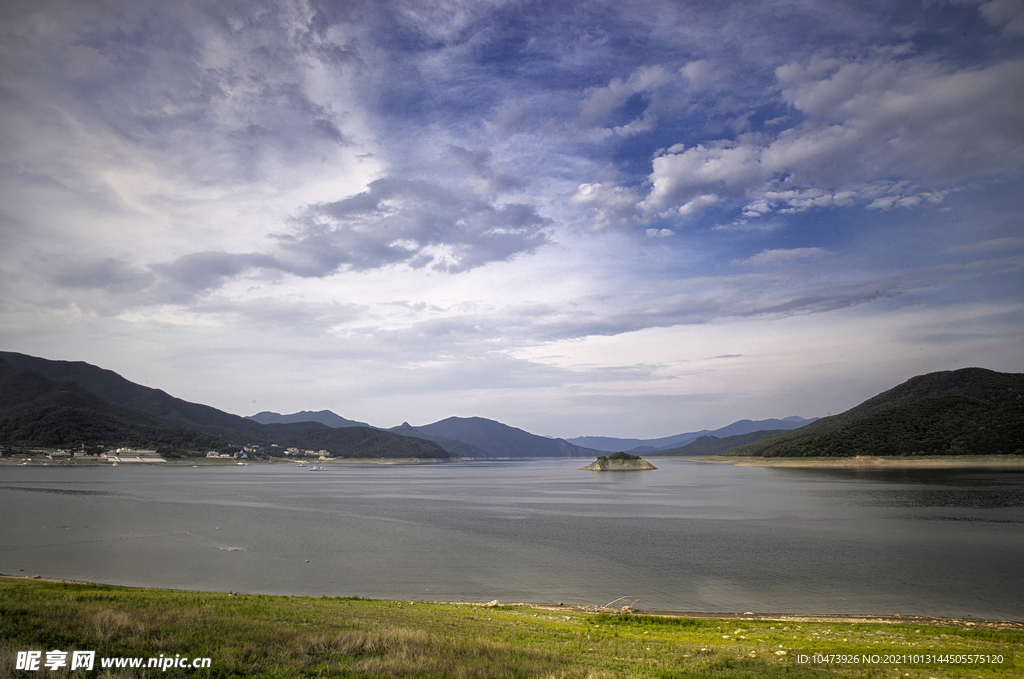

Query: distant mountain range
[728,367,1024,457]
[402,416,595,458]
[0,352,597,459]
[248,410,371,428]
[656,430,793,456]
[250,409,597,458]
[245,409,806,458]
[0,352,448,460]
[3,351,1019,460]
[566,416,816,452]
[387,422,488,458]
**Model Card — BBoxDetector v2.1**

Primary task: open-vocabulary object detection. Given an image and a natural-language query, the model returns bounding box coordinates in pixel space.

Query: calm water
[1,459,1022,620]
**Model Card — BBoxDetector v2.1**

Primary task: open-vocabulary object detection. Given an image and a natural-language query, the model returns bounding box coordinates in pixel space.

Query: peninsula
[579,451,657,471]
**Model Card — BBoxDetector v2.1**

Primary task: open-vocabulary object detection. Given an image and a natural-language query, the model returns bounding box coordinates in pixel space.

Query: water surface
[1,459,1021,620]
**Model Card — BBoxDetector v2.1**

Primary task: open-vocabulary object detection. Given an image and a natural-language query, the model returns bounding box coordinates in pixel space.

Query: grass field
[1,578,1020,678]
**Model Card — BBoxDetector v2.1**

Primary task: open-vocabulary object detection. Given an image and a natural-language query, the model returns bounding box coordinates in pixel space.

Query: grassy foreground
[1,578,1020,678]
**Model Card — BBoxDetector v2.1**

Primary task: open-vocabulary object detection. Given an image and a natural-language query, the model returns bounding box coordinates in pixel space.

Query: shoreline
[7,453,1023,469]
[3,574,1020,630]
[0,456,452,467]
[687,454,1024,470]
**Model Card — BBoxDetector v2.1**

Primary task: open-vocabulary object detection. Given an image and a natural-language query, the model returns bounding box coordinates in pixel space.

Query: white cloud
[774,55,1024,181]
[579,65,675,125]
[641,52,1024,218]
[572,182,642,229]
[680,59,722,89]
[641,139,765,212]
[3,0,1022,438]
[948,236,1024,253]
[866,192,945,210]
[738,247,827,266]
[678,194,723,216]
[978,0,1024,35]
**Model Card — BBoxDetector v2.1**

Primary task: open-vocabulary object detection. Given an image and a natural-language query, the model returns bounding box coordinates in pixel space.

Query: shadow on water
[772,468,1024,510]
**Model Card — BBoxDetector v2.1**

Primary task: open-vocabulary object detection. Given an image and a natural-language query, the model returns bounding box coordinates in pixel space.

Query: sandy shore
[691,454,1024,470]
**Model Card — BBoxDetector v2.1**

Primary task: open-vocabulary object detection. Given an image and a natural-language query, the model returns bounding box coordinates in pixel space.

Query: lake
[1,459,1022,620]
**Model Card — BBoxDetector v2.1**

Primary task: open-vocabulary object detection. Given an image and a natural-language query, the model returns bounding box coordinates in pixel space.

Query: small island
[579,451,657,471]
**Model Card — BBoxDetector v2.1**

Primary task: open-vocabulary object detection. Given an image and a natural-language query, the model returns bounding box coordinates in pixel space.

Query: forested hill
[0,353,448,459]
[412,417,597,458]
[248,410,371,428]
[0,350,267,441]
[0,359,234,455]
[728,367,1024,457]
[657,430,789,456]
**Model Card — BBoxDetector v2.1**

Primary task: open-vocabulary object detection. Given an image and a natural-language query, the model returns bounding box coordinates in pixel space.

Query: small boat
[308,466,328,471]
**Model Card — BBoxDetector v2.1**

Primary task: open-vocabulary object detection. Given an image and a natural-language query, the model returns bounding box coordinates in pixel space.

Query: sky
[1,0,1022,439]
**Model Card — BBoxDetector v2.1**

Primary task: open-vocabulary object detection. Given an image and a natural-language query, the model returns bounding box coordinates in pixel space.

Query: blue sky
[1,0,1022,437]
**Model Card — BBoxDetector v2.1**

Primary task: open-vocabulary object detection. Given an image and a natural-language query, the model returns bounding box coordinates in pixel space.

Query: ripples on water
[1,460,1021,620]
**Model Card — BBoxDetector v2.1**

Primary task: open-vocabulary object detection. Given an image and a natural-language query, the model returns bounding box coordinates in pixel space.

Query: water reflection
[778,468,1024,511]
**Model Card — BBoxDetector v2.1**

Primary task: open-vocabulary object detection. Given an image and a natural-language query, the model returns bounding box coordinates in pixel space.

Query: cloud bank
[1,0,1021,436]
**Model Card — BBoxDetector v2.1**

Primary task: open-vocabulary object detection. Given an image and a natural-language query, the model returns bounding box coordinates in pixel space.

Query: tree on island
[596,452,642,462]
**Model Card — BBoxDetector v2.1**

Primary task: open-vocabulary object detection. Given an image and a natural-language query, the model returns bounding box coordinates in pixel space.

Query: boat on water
[308,466,328,471]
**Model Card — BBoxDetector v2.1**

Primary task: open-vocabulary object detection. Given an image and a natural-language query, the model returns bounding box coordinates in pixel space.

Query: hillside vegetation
[247,410,371,427]
[0,355,448,459]
[0,361,233,456]
[730,368,1024,457]
[658,430,789,456]
[411,416,596,458]
[388,422,488,457]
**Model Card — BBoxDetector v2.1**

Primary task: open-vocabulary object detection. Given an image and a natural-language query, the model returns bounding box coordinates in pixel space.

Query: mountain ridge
[4,352,1019,460]
[567,417,817,452]
[0,359,237,454]
[387,422,489,458]
[247,410,372,428]
[728,367,1024,457]
[655,430,790,456]
[412,416,598,458]
[0,352,448,459]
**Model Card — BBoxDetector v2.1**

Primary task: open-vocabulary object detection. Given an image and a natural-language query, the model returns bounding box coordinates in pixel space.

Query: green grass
[1,578,1020,678]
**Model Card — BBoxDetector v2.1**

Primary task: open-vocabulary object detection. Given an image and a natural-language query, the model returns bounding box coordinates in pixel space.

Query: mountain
[255,422,448,459]
[0,352,448,459]
[247,410,371,428]
[655,430,790,456]
[388,422,488,458]
[567,417,816,452]
[0,351,266,441]
[729,367,1024,457]
[0,359,233,455]
[242,411,574,459]
[412,416,598,458]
